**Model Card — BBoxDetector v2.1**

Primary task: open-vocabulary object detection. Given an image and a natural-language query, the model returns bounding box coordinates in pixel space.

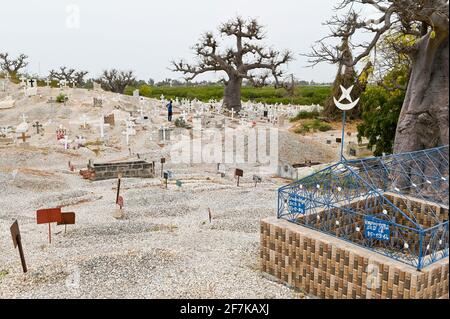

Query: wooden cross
[33,121,43,134]
[19,132,31,142]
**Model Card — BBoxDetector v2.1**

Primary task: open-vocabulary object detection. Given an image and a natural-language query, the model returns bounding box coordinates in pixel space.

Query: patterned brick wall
[260,217,449,299]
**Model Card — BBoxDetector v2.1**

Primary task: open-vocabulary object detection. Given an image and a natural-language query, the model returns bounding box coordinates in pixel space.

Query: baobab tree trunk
[223,76,242,113]
[393,35,449,154]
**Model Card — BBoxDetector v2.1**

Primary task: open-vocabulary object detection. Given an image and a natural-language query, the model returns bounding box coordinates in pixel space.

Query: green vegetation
[290,110,321,122]
[357,86,404,156]
[174,117,191,129]
[294,119,332,134]
[56,93,68,103]
[124,84,331,106]
[0,269,8,280]
[357,65,408,156]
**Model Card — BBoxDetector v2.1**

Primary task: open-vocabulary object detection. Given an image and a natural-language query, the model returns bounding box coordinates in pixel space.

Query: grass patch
[56,93,68,103]
[0,269,9,280]
[290,110,321,122]
[294,119,332,135]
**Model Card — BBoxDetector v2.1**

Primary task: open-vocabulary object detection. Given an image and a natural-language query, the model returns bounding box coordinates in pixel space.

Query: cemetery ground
[0,83,361,299]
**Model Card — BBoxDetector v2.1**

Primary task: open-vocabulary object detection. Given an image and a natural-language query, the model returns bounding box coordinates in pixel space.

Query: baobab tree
[308,0,449,153]
[97,69,136,94]
[0,53,29,78]
[307,13,373,119]
[172,17,293,112]
[49,67,89,87]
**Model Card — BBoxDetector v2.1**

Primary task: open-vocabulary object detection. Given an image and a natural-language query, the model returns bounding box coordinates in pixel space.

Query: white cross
[160,126,169,141]
[45,78,51,87]
[139,105,144,120]
[5,73,11,81]
[94,116,110,139]
[230,108,236,119]
[70,80,76,88]
[80,114,89,128]
[181,110,187,120]
[122,120,136,146]
[21,113,28,123]
[59,80,66,89]
[63,135,70,150]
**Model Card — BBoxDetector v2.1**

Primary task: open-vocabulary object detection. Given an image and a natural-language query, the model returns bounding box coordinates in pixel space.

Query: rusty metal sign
[10,220,27,273]
[36,208,62,243]
[37,208,62,224]
[10,220,20,248]
[235,169,243,187]
[57,212,76,234]
[57,212,76,225]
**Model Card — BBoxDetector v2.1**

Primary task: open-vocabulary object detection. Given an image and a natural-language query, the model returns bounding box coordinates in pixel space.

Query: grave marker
[253,175,262,187]
[18,132,31,143]
[93,97,103,108]
[36,208,63,243]
[33,121,43,134]
[235,168,243,187]
[57,212,76,234]
[116,173,122,205]
[10,220,27,273]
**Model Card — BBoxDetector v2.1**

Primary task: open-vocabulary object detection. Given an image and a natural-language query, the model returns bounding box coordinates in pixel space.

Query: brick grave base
[260,217,449,299]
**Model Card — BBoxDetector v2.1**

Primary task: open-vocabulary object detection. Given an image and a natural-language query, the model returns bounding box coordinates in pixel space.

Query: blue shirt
[167,102,173,113]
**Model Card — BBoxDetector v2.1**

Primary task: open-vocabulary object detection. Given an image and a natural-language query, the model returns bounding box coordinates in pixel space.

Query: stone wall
[80,160,155,181]
[260,217,449,299]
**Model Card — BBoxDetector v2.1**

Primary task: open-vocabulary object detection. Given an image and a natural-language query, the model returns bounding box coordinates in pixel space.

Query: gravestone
[159,127,172,142]
[25,79,38,97]
[93,97,103,108]
[104,113,115,127]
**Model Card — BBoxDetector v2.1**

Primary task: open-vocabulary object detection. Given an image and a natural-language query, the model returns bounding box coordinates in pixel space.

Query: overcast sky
[1,0,369,83]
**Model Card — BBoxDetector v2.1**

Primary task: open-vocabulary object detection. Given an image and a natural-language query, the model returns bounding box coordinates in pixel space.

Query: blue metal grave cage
[277,146,449,270]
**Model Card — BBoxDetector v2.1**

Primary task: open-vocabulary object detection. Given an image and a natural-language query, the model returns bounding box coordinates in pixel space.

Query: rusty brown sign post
[235,169,243,187]
[10,220,27,273]
[57,212,76,234]
[116,173,122,205]
[36,208,62,243]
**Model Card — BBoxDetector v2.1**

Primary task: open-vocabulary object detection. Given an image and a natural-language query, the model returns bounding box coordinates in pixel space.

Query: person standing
[167,99,173,122]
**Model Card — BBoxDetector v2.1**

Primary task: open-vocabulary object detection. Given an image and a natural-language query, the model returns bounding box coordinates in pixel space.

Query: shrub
[56,93,68,103]
[290,110,320,122]
[174,117,191,129]
[294,119,332,134]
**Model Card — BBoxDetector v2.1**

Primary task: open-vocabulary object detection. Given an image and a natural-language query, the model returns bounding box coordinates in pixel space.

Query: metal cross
[33,121,43,134]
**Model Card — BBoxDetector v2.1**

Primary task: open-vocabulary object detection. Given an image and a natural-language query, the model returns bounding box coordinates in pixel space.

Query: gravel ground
[0,87,319,298]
